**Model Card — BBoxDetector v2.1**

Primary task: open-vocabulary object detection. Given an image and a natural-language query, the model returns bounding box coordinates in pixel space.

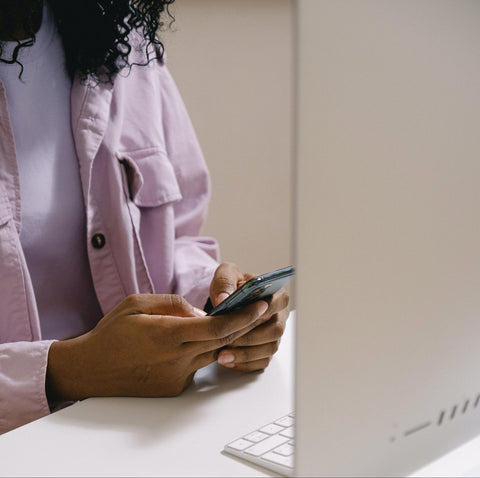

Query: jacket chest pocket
[117,148,182,212]
[117,148,182,262]
[118,148,182,236]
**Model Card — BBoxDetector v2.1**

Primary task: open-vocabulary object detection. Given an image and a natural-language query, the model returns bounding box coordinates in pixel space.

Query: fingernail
[193,307,207,316]
[218,352,235,366]
[217,292,229,305]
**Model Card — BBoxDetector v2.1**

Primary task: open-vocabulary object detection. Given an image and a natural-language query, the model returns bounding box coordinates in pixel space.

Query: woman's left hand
[209,262,290,372]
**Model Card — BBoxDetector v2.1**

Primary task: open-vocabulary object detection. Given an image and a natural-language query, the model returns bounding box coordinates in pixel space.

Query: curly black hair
[0,0,175,82]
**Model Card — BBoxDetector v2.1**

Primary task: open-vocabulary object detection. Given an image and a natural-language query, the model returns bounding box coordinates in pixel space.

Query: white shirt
[0,5,102,339]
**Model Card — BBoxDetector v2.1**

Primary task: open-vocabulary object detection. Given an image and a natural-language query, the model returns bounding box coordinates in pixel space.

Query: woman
[0,0,289,434]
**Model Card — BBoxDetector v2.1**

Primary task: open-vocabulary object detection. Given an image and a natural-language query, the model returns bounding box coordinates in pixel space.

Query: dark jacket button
[91,233,106,249]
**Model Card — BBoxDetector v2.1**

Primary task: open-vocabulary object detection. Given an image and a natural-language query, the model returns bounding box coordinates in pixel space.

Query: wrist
[46,337,88,402]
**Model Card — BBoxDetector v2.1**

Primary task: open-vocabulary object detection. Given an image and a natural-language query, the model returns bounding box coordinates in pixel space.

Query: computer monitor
[295,0,480,475]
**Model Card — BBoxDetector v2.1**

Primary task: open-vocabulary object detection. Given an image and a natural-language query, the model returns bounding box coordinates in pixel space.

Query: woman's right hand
[46,293,269,402]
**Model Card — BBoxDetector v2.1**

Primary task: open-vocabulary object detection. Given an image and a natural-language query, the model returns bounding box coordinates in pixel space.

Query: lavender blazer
[0,41,219,434]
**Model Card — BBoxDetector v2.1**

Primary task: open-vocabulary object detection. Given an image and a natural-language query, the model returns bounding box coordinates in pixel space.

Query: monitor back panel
[295,1,480,475]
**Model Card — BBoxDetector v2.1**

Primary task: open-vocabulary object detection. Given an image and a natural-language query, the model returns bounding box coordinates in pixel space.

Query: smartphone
[209,266,295,316]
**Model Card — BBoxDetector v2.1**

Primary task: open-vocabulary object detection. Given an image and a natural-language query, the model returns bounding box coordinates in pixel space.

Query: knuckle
[221,332,238,346]
[235,348,248,362]
[169,382,185,397]
[124,293,139,305]
[243,331,254,346]
[124,293,142,312]
[248,305,264,323]
[274,290,290,310]
[212,263,241,288]
[210,317,238,343]
[265,356,273,367]
[273,321,285,339]
[215,274,236,291]
[209,317,227,338]
[166,372,194,397]
[215,262,234,278]
[216,276,234,290]
[169,294,189,313]
[171,294,187,308]
[252,358,271,372]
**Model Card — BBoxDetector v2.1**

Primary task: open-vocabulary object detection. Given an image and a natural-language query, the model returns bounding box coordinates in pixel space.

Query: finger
[191,349,219,371]
[227,358,272,373]
[185,306,288,355]
[228,314,287,347]
[183,311,268,355]
[137,303,267,350]
[181,300,269,343]
[124,294,205,318]
[262,289,290,319]
[217,342,280,368]
[237,272,258,287]
[210,262,245,306]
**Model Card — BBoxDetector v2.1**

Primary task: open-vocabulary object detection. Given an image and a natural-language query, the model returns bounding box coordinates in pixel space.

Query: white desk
[0,315,295,477]
[411,436,480,478]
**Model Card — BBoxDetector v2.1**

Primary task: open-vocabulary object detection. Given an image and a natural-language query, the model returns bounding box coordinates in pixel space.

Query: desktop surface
[0,315,295,477]
[3,310,480,477]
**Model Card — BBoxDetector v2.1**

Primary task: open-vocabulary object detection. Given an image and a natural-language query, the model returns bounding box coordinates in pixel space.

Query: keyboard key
[227,438,254,451]
[223,411,295,476]
[275,416,294,427]
[273,443,295,456]
[244,434,289,457]
[259,423,284,435]
[244,431,268,443]
[280,426,294,438]
[262,451,294,468]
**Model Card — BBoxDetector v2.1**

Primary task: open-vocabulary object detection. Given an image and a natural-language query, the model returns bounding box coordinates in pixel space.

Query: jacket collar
[70,75,114,200]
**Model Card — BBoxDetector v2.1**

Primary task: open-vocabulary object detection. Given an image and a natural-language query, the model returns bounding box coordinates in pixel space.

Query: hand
[46,293,269,401]
[210,263,290,372]
[209,262,257,307]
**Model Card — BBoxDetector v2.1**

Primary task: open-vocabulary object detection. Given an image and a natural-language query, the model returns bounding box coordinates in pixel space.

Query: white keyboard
[223,412,295,476]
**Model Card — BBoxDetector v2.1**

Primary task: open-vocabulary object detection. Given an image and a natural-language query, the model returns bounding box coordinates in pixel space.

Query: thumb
[210,263,244,307]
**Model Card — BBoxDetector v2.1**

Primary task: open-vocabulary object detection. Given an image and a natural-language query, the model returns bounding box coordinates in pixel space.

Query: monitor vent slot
[436,395,480,428]
[396,392,480,443]
[403,421,431,437]
[475,394,480,408]
[437,410,445,426]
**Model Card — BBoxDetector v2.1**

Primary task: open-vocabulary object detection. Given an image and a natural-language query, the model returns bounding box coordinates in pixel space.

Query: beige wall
[161,0,294,276]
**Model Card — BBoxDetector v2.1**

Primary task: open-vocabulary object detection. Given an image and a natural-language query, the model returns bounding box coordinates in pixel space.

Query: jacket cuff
[0,340,54,434]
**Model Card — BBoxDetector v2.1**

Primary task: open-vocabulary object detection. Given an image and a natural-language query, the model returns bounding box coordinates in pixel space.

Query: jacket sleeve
[0,340,54,434]
[158,64,220,308]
